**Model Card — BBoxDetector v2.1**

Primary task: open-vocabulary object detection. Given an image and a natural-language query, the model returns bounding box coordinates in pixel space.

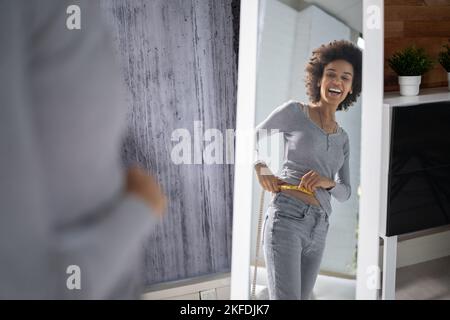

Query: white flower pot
[398,76,421,96]
[448,72,450,91]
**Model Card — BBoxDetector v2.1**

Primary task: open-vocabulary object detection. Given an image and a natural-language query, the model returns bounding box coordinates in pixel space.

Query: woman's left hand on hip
[299,170,333,192]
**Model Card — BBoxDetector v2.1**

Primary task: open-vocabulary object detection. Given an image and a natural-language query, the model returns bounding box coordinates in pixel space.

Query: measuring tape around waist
[279,184,314,196]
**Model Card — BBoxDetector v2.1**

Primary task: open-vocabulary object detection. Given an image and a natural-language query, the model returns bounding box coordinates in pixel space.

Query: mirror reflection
[250,0,363,300]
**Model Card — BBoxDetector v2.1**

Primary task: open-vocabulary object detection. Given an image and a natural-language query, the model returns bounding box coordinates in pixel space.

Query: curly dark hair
[305,39,362,111]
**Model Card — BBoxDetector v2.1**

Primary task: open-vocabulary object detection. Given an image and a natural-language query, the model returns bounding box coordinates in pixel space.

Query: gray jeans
[262,191,329,300]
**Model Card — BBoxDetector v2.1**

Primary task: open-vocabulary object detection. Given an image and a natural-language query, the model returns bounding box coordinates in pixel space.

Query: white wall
[251,0,298,265]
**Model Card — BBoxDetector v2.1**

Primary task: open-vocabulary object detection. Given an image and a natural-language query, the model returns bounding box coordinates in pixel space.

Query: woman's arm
[254,101,296,168]
[328,136,351,202]
[254,101,296,191]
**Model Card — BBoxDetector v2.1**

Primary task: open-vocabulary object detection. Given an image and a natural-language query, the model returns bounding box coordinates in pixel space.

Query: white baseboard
[141,272,231,300]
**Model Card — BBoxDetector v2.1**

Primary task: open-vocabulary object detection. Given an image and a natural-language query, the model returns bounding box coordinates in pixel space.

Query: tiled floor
[312,274,355,300]
[395,256,450,300]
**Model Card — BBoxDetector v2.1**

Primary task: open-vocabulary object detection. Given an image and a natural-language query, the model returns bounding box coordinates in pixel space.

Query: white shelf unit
[380,87,450,300]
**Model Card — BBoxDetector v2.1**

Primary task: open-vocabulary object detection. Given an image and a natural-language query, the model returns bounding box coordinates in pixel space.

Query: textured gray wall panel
[102,0,238,285]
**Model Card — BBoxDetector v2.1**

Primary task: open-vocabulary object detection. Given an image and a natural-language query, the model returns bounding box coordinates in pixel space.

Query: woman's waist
[278,188,320,208]
[276,166,331,209]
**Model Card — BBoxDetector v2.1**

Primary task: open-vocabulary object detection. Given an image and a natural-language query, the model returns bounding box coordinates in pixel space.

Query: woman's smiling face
[318,59,354,106]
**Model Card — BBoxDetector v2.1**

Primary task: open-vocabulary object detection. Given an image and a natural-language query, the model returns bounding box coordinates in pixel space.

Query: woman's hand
[254,163,284,193]
[126,165,167,218]
[299,170,335,193]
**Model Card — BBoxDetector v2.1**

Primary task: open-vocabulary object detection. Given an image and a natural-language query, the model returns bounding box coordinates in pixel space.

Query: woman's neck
[310,101,337,122]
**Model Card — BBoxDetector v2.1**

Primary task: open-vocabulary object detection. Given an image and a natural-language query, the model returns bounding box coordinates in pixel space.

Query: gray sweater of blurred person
[0,1,157,299]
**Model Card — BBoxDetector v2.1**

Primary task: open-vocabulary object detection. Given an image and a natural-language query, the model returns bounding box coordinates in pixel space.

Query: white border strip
[356,0,385,300]
[230,0,260,300]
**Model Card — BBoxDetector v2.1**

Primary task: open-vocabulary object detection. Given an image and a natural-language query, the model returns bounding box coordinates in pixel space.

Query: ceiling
[278,0,363,34]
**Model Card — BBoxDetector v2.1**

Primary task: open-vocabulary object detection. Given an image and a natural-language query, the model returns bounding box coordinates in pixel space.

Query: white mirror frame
[230,0,385,300]
[356,0,385,300]
[230,0,260,300]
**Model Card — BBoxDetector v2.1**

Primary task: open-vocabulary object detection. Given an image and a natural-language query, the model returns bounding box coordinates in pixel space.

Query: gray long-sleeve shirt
[0,1,157,298]
[255,100,351,216]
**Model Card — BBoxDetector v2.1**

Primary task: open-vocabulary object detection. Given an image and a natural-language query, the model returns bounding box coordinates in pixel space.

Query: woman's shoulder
[340,128,350,147]
[338,125,349,138]
[275,100,306,116]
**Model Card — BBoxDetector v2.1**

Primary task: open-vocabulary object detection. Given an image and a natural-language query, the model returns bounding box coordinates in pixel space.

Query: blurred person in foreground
[0,0,166,298]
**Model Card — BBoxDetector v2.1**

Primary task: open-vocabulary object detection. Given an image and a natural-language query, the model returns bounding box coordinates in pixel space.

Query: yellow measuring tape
[279,184,314,196]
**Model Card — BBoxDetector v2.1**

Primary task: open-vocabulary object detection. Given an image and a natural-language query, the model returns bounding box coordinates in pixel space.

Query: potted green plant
[438,41,450,91]
[387,45,434,96]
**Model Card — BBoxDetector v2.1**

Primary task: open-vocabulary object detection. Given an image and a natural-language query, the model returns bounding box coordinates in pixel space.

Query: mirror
[249,0,364,300]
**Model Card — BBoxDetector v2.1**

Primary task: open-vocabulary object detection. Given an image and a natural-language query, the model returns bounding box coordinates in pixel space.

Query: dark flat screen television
[387,101,450,236]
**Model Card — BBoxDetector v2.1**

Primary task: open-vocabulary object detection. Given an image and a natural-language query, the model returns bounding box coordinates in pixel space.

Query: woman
[254,40,362,300]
